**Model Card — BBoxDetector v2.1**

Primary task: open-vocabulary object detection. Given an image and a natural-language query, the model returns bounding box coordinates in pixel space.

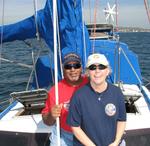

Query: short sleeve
[117,88,126,121]
[67,92,82,127]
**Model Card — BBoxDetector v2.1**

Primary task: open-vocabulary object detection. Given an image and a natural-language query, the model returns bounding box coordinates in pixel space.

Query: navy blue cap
[63,53,81,65]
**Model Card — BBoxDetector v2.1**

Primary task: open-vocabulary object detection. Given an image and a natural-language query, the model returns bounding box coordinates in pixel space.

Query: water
[0,32,150,107]
[119,32,150,83]
[0,39,49,108]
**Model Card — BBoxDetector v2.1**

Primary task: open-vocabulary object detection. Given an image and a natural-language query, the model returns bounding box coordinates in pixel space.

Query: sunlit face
[63,61,82,85]
[87,63,110,87]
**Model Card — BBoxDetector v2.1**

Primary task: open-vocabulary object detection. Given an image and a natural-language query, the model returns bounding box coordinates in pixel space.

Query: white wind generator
[103,2,118,25]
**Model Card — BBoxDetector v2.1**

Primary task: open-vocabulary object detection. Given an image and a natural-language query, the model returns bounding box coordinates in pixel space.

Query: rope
[0,0,5,65]
[92,0,99,53]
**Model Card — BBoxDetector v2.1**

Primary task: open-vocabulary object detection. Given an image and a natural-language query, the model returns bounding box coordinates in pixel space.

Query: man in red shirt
[42,53,88,146]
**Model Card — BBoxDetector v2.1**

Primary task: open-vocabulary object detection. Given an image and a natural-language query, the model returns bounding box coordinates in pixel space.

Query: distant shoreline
[116,26,150,32]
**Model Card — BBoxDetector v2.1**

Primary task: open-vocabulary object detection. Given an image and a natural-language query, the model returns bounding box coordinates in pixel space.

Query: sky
[0,0,149,29]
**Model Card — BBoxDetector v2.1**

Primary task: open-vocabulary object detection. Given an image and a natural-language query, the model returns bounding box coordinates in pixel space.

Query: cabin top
[87,23,114,39]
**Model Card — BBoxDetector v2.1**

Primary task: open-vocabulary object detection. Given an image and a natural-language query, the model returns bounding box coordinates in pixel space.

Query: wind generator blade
[106,14,110,21]
[111,14,115,22]
[107,2,111,10]
[112,4,116,10]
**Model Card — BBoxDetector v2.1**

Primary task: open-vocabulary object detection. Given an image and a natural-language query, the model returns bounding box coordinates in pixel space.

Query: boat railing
[0,97,12,112]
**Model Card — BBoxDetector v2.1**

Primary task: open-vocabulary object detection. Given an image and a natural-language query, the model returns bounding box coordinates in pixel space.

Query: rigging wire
[88,0,92,24]
[24,41,54,90]
[33,0,40,40]
[25,44,41,90]
[0,57,32,69]
[81,0,87,64]
[32,51,39,89]
[24,39,53,90]
[115,0,118,32]
[26,0,55,90]
[47,0,63,80]
[0,0,5,66]
[57,11,64,79]
[121,48,143,86]
[114,34,120,84]
[25,0,41,90]
[144,0,150,24]
[143,76,150,87]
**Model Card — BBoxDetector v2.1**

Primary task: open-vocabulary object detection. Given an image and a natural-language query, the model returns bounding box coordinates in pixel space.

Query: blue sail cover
[0,0,142,88]
[0,0,90,62]
[0,0,91,88]
[91,40,142,84]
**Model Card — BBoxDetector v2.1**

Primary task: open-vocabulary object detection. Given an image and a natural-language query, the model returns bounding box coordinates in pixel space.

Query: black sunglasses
[88,64,107,71]
[64,63,81,70]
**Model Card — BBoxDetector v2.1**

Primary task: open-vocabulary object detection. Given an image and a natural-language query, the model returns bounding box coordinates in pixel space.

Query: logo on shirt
[63,101,70,111]
[105,103,116,116]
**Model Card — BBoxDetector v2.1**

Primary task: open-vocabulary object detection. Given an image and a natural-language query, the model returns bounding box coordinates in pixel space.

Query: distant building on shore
[117,26,150,32]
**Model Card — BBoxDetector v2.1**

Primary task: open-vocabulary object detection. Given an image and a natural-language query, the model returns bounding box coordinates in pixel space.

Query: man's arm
[71,126,96,146]
[42,104,62,126]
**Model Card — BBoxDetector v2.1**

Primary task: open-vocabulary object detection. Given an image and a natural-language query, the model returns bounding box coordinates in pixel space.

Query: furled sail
[0,0,91,64]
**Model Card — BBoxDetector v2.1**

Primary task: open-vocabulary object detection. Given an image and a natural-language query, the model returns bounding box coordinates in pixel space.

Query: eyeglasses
[88,64,107,71]
[64,63,81,70]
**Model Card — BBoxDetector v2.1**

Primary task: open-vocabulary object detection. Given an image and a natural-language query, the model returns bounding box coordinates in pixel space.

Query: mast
[53,0,61,145]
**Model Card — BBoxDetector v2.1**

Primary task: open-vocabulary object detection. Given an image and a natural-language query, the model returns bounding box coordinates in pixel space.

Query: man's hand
[51,104,63,119]
[42,104,63,126]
